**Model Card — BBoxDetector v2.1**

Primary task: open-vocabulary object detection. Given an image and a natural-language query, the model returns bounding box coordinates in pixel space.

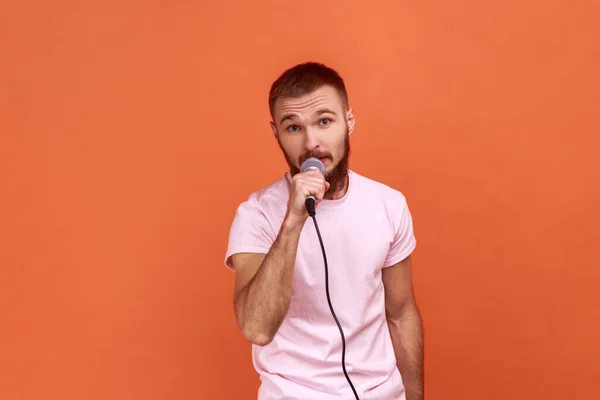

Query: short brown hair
[268,62,349,118]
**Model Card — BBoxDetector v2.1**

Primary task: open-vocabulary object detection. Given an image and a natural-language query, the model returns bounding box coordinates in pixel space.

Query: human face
[270,85,355,197]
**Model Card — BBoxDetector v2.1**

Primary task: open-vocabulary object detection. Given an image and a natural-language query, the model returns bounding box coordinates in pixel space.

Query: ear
[346,107,356,135]
[270,121,278,138]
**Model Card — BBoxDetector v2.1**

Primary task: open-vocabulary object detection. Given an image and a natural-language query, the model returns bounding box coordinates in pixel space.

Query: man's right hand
[286,170,330,224]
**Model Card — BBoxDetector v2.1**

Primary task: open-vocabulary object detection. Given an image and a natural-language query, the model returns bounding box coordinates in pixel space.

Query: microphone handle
[302,165,321,217]
[305,195,316,217]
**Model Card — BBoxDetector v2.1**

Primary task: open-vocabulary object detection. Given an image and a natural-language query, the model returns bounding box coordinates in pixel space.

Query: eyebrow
[279,108,338,124]
[279,114,297,124]
[314,108,337,117]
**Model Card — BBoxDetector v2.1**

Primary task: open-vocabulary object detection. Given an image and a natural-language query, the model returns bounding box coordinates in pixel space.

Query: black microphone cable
[306,198,360,400]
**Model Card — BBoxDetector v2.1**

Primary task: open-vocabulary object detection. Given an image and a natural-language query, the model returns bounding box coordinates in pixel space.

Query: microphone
[300,157,325,217]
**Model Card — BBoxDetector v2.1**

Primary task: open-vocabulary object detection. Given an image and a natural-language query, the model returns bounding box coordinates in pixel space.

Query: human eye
[286,124,301,132]
[318,118,332,126]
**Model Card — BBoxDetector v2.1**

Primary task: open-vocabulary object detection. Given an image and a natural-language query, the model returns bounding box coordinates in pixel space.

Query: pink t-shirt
[224,169,416,400]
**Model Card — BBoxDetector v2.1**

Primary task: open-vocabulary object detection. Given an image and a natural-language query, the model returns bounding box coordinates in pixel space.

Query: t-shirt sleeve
[224,198,275,271]
[383,193,417,268]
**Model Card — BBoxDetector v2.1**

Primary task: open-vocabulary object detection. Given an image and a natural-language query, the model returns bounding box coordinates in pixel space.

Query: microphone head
[300,157,325,175]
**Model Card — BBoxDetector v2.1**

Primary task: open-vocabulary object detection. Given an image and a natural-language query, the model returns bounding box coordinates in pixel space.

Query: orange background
[1,1,599,399]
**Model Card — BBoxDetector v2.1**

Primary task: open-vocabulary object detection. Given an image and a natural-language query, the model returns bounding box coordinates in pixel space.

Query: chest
[288,207,393,316]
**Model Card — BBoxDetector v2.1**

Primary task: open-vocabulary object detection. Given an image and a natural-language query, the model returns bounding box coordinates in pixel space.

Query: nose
[303,127,320,151]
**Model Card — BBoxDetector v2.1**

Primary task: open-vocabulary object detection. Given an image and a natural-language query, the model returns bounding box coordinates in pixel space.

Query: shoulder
[233,173,289,221]
[350,170,409,207]
[348,170,413,231]
[224,174,289,270]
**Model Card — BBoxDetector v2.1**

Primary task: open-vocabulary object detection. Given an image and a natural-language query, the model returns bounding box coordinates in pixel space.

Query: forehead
[273,85,345,122]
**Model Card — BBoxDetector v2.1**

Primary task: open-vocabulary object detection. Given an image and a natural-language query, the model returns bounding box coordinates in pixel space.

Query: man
[224,62,423,400]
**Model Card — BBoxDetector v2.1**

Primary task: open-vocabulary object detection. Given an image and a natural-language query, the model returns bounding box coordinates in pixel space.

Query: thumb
[325,181,331,191]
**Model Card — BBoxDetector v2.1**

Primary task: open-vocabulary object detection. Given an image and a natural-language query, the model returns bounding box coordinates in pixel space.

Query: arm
[229,169,329,346]
[230,215,304,346]
[382,255,424,400]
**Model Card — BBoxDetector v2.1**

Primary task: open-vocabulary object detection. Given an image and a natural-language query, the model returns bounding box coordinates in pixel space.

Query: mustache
[299,152,333,164]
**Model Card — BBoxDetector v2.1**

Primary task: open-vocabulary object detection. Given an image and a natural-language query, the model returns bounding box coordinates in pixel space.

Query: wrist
[282,212,307,231]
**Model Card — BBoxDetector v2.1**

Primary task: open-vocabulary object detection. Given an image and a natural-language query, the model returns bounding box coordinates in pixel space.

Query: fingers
[287,170,329,219]
[292,170,328,200]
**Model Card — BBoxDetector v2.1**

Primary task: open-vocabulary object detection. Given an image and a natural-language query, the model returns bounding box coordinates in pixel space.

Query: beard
[277,129,350,199]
